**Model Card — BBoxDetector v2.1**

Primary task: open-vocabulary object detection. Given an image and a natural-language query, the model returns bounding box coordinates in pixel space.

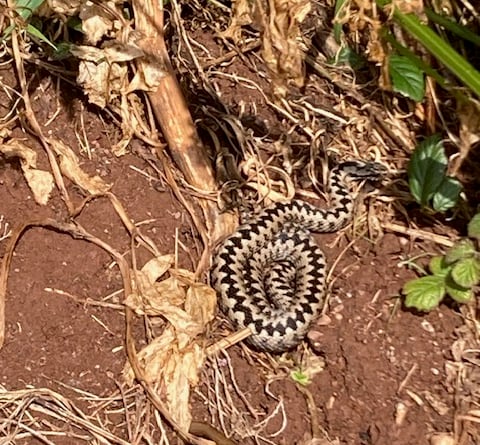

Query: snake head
[336,161,387,181]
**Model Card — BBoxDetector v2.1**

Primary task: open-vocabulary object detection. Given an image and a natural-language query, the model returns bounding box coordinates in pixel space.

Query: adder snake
[212,161,384,353]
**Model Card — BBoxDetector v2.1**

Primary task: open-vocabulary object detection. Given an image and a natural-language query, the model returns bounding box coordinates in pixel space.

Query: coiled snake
[212,161,384,353]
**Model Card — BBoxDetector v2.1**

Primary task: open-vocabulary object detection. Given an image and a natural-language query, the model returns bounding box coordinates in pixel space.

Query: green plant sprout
[3,0,56,50]
[291,369,311,386]
[403,213,480,311]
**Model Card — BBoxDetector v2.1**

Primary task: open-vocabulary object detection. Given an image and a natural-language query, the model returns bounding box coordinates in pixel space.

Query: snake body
[212,161,384,353]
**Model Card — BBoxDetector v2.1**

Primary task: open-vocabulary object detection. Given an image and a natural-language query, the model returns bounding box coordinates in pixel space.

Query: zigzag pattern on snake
[212,161,384,353]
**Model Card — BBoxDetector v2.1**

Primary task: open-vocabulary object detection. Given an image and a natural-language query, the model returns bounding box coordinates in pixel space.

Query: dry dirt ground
[0,7,478,445]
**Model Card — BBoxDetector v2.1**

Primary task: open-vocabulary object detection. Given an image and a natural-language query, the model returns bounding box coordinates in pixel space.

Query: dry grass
[0,1,478,444]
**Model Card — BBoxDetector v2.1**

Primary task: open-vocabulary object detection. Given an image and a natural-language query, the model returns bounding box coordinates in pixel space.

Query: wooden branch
[131,0,236,251]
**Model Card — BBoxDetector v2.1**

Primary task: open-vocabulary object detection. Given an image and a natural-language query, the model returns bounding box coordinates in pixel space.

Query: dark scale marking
[300,302,315,315]
[294,309,306,324]
[339,196,352,207]
[274,320,288,335]
[304,293,321,304]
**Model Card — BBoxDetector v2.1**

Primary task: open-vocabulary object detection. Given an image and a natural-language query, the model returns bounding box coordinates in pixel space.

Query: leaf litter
[0,0,478,444]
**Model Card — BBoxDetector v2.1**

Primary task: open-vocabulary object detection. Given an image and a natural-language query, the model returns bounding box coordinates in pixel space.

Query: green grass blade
[26,24,56,50]
[333,0,349,43]
[3,0,46,40]
[12,0,45,20]
[392,11,480,97]
[425,8,480,47]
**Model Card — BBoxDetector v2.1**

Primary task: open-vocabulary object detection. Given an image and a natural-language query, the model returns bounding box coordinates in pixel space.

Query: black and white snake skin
[212,161,384,353]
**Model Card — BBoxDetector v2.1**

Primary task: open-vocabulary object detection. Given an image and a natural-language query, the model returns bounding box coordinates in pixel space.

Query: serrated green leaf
[445,239,476,264]
[429,256,451,277]
[451,258,480,288]
[407,135,447,207]
[389,54,425,101]
[403,275,446,311]
[432,176,462,212]
[445,275,473,303]
[382,30,448,90]
[467,213,480,240]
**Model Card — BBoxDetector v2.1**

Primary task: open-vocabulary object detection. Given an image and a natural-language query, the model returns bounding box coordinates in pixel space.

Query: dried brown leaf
[42,0,81,16]
[221,0,255,41]
[79,2,118,44]
[123,261,215,431]
[141,254,175,283]
[47,137,110,194]
[260,0,311,96]
[0,140,54,205]
[71,44,142,108]
[123,331,205,429]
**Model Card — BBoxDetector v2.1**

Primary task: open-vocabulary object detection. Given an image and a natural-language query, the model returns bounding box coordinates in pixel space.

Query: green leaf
[291,370,310,386]
[390,10,480,99]
[333,46,365,69]
[403,275,446,311]
[429,256,451,277]
[2,0,46,40]
[451,258,480,288]
[407,135,447,207]
[51,42,72,60]
[432,176,462,212]
[389,54,425,101]
[66,17,83,33]
[467,213,480,240]
[381,30,449,91]
[445,239,476,264]
[445,279,473,303]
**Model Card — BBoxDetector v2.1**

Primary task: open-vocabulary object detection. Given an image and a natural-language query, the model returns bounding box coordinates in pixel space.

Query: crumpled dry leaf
[38,0,81,17]
[141,254,175,283]
[123,257,217,430]
[126,264,216,347]
[47,137,110,194]
[129,57,168,92]
[110,94,140,156]
[79,1,120,44]
[71,43,144,108]
[261,0,311,95]
[124,331,205,429]
[221,0,255,41]
[0,140,54,205]
[450,101,480,175]
[223,0,311,97]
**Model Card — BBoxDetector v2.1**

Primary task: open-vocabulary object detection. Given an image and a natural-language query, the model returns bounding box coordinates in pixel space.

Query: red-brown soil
[0,24,471,445]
